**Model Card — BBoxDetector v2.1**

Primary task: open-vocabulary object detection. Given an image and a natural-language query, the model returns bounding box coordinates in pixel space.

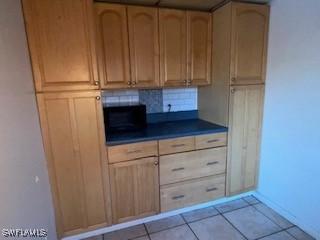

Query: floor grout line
[180,214,200,240]
[221,213,249,240]
[142,223,151,240]
[144,222,187,235]
[254,226,298,240]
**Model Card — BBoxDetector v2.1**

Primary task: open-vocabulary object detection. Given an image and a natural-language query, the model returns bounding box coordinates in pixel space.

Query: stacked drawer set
[107,132,227,223]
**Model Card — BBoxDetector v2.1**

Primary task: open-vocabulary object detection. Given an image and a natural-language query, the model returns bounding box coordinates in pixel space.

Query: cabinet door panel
[128,6,160,88]
[110,157,159,223]
[231,3,269,85]
[159,9,187,87]
[22,0,99,92]
[96,4,131,89]
[227,85,264,195]
[187,11,212,86]
[37,92,111,237]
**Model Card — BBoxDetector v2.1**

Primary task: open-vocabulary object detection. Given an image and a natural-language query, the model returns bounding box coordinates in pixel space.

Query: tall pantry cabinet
[22,0,112,237]
[199,2,269,195]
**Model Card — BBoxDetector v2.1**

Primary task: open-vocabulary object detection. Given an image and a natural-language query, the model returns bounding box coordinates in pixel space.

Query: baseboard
[63,191,254,240]
[253,191,320,240]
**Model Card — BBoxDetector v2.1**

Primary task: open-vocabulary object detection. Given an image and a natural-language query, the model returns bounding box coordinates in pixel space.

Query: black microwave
[103,103,147,133]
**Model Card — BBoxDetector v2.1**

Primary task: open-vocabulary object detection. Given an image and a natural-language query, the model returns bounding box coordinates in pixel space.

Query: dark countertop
[106,119,228,146]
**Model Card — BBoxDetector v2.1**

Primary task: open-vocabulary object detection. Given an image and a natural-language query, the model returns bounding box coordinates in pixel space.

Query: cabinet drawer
[159,136,195,155]
[160,175,225,212]
[107,141,158,163]
[160,147,227,185]
[195,132,227,149]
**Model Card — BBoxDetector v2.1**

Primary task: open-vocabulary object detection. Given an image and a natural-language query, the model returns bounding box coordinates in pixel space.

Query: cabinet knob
[132,81,136,85]
[154,161,158,166]
[127,81,131,85]
[96,96,101,100]
[231,77,236,83]
[94,81,99,85]
[231,88,235,94]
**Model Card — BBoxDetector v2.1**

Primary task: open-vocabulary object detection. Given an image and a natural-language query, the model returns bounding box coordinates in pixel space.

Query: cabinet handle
[127,149,141,154]
[207,161,219,166]
[172,144,185,148]
[172,195,185,200]
[207,139,219,143]
[96,96,101,100]
[154,161,159,166]
[172,167,185,172]
[231,88,235,94]
[94,81,99,85]
[206,187,218,192]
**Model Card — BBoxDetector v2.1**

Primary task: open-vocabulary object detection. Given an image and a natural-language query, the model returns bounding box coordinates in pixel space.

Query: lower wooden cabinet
[160,174,225,212]
[109,157,160,223]
[37,91,112,237]
[227,85,264,195]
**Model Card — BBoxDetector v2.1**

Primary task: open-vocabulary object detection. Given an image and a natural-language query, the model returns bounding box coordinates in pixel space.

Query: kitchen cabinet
[161,174,225,212]
[187,11,212,86]
[230,3,269,85]
[109,157,160,223]
[159,9,187,87]
[127,6,160,88]
[227,85,264,195]
[22,0,99,92]
[198,2,269,196]
[95,4,131,89]
[37,92,112,237]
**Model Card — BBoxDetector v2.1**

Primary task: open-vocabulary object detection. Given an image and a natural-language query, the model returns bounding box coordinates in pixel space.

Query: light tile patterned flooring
[84,196,315,240]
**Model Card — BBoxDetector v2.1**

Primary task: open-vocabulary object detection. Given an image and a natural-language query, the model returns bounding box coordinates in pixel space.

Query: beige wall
[0,0,57,239]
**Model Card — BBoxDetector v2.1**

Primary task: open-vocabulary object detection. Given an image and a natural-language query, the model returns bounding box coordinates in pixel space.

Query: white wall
[258,0,320,238]
[0,1,57,239]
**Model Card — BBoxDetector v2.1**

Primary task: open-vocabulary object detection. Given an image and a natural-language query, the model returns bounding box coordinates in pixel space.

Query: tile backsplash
[102,87,198,113]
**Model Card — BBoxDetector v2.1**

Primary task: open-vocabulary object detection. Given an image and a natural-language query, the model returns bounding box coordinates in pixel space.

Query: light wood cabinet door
[227,85,264,195]
[159,9,187,87]
[22,0,99,92]
[95,4,131,89]
[37,92,111,237]
[187,11,212,86]
[230,3,269,85]
[109,157,160,223]
[127,6,160,88]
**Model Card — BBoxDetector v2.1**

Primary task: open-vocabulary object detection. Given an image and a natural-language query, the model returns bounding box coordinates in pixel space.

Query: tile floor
[84,195,315,240]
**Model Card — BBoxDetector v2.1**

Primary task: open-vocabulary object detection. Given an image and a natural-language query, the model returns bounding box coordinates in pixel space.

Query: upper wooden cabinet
[187,11,212,86]
[95,4,131,89]
[127,6,160,88]
[230,3,269,85]
[159,9,187,87]
[227,85,264,195]
[109,157,160,223]
[37,92,112,237]
[22,0,99,92]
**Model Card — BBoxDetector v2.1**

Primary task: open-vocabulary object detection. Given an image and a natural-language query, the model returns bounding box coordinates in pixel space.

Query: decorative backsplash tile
[102,87,198,113]
[139,89,163,113]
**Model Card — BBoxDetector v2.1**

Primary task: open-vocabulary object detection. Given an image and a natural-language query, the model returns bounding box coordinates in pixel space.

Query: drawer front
[160,147,227,185]
[160,175,225,212]
[195,132,227,149]
[159,136,195,155]
[107,141,158,163]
